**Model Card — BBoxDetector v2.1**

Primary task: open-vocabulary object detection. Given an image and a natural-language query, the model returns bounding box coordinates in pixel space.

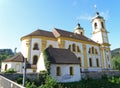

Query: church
[1,12,112,82]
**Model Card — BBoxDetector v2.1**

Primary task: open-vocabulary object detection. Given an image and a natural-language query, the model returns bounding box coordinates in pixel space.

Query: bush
[39,75,57,88]
[26,82,37,88]
[16,77,23,84]
[4,68,16,73]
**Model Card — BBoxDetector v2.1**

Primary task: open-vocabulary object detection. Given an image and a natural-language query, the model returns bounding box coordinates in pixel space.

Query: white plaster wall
[46,40,58,48]
[30,38,41,64]
[91,32,103,44]
[64,40,84,68]
[50,64,81,82]
[37,53,46,72]
[86,44,102,71]
[1,62,23,72]
[21,40,28,58]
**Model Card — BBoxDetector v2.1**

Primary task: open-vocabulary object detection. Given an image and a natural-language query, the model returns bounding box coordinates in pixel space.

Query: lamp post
[23,58,27,87]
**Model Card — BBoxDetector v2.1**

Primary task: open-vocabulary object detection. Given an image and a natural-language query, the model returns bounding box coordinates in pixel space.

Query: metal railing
[0,75,25,88]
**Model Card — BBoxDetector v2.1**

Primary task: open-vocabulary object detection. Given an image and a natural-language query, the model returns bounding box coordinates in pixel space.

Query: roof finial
[94,4,100,16]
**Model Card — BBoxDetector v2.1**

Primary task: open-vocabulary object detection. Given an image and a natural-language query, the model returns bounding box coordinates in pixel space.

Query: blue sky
[0,0,119,52]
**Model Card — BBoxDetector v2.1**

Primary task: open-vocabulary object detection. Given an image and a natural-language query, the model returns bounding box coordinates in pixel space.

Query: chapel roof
[21,29,55,39]
[3,53,24,62]
[45,47,80,64]
[52,28,98,44]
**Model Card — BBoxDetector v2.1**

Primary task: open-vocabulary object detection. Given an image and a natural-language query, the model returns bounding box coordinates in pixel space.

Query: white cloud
[100,10,110,20]
[77,13,92,21]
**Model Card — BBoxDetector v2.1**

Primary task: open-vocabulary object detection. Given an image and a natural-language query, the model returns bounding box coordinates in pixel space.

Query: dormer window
[33,43,39,50]
[94,23,97,29]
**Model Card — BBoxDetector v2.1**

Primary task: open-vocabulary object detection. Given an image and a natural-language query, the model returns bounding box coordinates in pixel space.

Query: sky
[0,0,120,52]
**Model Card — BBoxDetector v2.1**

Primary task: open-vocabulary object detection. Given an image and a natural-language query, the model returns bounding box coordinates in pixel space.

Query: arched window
[101,22,104,28]
[5,64,7,71]
[72,43,76,52]
[33,43,39,50]
[70,67,74,75]
[96,58,99,67]
[68,45,72,51]
[95,49,98,54]
[49,45,53,48]
[94,23,97,29]
[88,48,91,54]
[81,32,83,35]
[56,67,61,76]
[33,55,38,65]
[77,46,81,52]
[92,47,94,54]
[78,57,82,67]
[89,58,92,67]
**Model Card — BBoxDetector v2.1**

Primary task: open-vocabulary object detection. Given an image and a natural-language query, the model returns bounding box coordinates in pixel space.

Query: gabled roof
[3,53,24,62]
[52,28,98,44]
[21,29,55,39]
[45,47,80,64]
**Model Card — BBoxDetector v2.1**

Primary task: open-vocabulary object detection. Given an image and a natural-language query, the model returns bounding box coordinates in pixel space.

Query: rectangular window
[89,58,92,67]
[70,67,74,75]
[96,59,99,67]
[56,67,61,76]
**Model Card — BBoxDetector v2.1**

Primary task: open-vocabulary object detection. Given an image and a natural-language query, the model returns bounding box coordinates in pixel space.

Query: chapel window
[96,58,99,67]
[89,58,92,67]
[77,46,81,53]
[33,43,39,50]
[5,64,7,71]
[78,57,82,67]
[94,23,97,29]
[33,55,38,65]
[56,67,61,76]
[72,44,76,52]
[92,47,94,54]
[70,67,74,75]
[68,45,72,51]
[101,22,104,29]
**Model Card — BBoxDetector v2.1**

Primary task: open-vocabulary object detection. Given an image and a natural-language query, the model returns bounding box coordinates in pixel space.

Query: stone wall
[81,70,120,79]
[0,73,39,81]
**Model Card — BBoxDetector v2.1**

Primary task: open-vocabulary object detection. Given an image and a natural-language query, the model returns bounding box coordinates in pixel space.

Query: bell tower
[91,12,112,69]
[74,23,84,36]
[91,12,109,44]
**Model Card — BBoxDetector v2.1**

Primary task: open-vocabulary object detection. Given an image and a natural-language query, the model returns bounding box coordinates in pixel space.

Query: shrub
[26,82,37,88]
[39,75,57,88]
[4,68,16,73]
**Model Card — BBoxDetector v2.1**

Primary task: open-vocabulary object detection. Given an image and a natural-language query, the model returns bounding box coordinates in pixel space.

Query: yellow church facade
[20,12,112,73]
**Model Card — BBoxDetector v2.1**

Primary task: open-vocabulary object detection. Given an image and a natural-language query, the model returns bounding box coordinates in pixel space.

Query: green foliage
[111,48,120,70]
[43,50,51,74]
[26,82,37,88]
[16,77,23,84]
[4,68,16,73]
[112,57,120,70]
[39,75,57,88]
[0,49,14,66]
[61,76,120,88]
